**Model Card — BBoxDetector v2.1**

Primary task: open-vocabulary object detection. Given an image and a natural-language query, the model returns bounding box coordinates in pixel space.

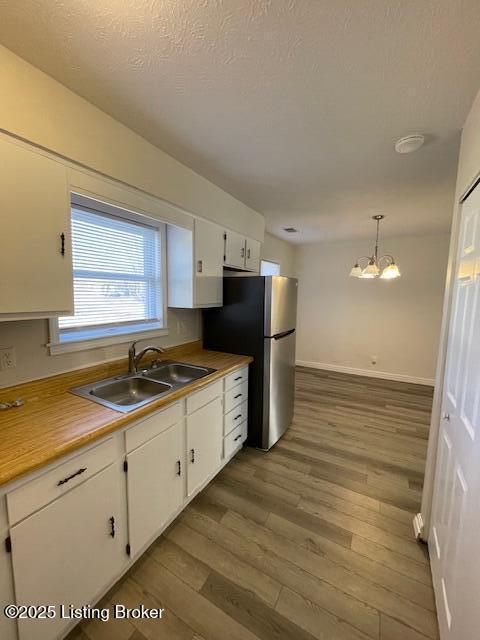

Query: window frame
[49,193,168,355]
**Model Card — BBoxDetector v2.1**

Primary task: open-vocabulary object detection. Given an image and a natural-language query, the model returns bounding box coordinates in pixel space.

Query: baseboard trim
[413,512,426,542]
[295,360,435,386]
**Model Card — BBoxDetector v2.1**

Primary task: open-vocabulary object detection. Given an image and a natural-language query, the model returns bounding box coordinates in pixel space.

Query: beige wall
[0,45,264,241]
[261,233,296,277]
[0,310,200,388]
[456,88,480,199]
[294,233,450,384]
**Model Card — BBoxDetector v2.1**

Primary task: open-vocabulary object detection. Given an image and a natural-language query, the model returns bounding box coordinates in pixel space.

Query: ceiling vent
[283,227,298,233]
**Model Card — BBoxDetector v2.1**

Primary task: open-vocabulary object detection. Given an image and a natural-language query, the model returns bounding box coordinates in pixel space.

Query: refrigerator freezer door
[264,277,298,337]
[263,329,296,450]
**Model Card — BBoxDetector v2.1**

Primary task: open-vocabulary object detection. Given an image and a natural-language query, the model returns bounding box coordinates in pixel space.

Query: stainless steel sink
[90,376,171,406]
[142,362,212,385]
[70,360,216,412]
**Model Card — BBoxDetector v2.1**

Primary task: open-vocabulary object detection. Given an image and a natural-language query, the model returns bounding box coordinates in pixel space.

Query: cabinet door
[245,238,261,272]
[10,464,125,640]
[194,219,223,306]
[0,138,73,317]
[224,229,246,269]
[126,421,184,556]
[186,397,223,496]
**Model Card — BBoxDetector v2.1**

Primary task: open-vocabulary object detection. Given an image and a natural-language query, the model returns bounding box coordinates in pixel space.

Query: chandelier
[349,215,401,280]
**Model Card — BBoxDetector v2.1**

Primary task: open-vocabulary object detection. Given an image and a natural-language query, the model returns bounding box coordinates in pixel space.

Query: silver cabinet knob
[442,412,450,421]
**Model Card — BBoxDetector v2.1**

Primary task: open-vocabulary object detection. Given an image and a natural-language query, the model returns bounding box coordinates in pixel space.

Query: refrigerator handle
[272,329,296,340]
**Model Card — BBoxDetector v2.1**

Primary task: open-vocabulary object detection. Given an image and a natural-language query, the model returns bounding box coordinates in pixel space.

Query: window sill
[48,327,169,355]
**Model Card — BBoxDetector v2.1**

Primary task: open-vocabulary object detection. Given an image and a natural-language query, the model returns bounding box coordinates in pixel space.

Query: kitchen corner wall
[294,233,450,384]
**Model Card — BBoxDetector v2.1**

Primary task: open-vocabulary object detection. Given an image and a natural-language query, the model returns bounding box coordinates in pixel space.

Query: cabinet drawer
[224,424,244,459]
[125,402,182,453]
[224,400,248,436]
[186,379,222,414]
[224,367,249,392]
[224,380,248,414]
[7,438,116,526]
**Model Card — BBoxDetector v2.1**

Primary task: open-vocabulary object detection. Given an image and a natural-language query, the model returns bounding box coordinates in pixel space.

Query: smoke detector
[394,134,425,154]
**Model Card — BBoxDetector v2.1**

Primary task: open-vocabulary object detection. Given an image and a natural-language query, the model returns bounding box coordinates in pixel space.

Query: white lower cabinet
[126,420,184,556]
[10,464,125,640]
[186,397,223,497]
[2,368,248,640]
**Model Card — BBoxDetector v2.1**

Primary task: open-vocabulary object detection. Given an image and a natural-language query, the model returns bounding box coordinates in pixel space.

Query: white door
[224,229,246,269]
[430,183,480,639]
[10,464,125,640]
[244,238,261,272]
[186,397,223,496]
[0,138,73,317]
[194,219,224,306]
[126,421,184,555]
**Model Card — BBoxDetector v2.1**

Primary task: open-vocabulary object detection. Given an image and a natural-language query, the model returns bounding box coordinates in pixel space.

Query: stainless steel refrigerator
[203,276,298,450]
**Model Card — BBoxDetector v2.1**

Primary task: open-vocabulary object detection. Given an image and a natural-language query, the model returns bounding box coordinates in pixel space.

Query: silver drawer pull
[234,414,242,421]
[57,467,87,486]
[234,393,242,399]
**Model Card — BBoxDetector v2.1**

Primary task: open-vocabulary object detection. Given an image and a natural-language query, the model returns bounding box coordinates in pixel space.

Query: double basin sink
[71,361,217,413]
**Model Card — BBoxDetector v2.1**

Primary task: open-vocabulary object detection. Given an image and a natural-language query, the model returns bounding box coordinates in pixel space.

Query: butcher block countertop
[0,341,252,487]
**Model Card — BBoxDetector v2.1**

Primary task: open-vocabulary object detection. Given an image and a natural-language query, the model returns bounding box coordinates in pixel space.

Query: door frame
[420,171,480,540]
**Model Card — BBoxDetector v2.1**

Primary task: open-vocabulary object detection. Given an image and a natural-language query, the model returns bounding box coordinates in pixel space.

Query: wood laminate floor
[69,367,438,640]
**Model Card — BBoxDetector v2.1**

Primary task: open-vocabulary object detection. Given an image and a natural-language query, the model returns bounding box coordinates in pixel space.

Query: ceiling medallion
[349,215,401,280]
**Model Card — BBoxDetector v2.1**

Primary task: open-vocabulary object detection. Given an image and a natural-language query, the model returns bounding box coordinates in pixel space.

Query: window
[50,196,166,353]
[260,259,281,276]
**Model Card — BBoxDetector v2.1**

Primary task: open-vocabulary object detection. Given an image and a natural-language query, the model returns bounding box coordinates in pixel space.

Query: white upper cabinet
[224,230,261,272]
[168,218,223,308]
[224,229,247,269]
[245,238,261,272]
[0,138,73,319]
[194,218,224,306]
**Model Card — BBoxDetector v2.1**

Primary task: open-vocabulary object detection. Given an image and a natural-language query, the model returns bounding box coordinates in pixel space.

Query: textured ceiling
[1,1,479,243]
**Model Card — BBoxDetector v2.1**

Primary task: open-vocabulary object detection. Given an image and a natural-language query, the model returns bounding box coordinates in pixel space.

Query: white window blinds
[58,205,163,343]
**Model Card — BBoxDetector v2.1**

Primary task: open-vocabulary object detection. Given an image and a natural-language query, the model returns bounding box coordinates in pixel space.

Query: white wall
[0,45,267,388]
[455,88,480,199]
[0,310,200,388]
[294,233,450,384]
[261,233,296,277]
[0,45,264,241]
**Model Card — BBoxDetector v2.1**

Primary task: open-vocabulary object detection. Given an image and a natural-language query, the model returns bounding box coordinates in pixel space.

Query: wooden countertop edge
[0,345,252,488]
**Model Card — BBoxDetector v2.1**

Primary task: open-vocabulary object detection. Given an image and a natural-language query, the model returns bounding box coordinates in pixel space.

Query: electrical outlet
[0,347,16,370]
